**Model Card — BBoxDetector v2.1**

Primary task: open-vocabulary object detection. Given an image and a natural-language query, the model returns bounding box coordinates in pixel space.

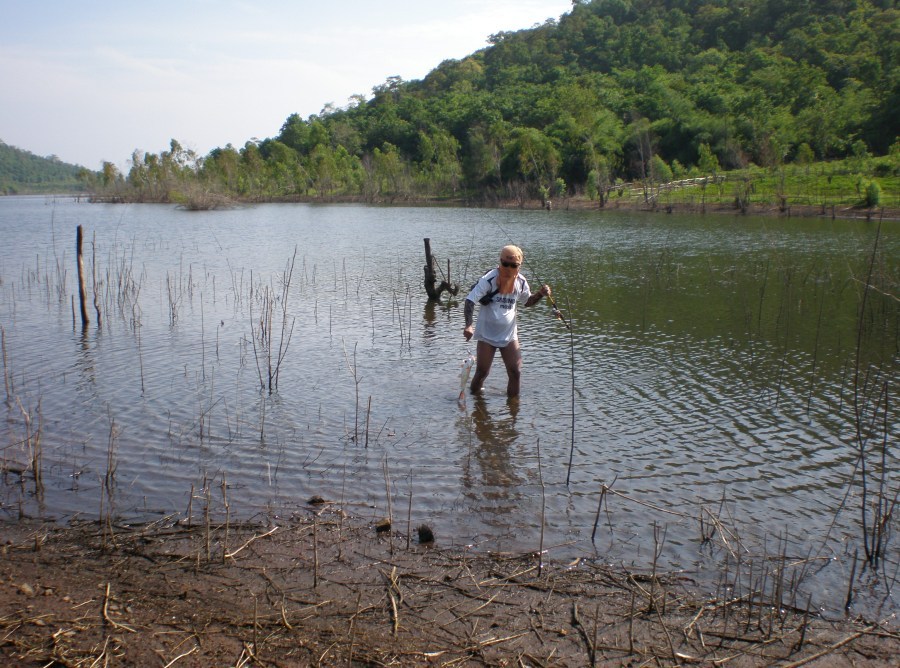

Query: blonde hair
[500,245,523,262]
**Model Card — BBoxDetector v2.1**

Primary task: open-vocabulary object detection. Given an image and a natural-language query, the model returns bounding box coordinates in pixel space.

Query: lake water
[1,196,896,616]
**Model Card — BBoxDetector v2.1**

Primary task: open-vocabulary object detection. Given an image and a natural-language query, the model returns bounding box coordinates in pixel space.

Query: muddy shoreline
[1,510,897,666]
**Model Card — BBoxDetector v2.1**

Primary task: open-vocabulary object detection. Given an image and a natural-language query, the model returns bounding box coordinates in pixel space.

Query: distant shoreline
[10,191,898,221]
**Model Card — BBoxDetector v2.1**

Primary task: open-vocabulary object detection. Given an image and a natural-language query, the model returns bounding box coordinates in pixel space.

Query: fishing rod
[491,212,577,485]
[491,217,571,330]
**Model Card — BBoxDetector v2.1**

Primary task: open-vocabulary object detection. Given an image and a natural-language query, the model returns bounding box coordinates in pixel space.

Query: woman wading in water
[463,245,551,397]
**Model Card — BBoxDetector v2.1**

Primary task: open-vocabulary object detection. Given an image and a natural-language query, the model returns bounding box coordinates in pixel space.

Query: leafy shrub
[863,181,881,208]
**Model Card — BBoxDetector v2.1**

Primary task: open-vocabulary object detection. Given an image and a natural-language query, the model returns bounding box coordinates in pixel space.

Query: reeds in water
[248,249,297,395]
[100,410,119,550]
[1,326,11,406]
[14,397,43,500]
[849,221,896,571]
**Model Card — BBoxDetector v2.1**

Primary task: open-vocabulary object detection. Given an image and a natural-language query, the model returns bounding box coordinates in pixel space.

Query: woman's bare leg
[499,340,522,397]
[470,340,496,393]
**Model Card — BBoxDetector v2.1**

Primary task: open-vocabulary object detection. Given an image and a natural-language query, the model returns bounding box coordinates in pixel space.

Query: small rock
[18,583,35,597]
[374,518,391,533]
[417,524,435,544]
[308,495,326,505]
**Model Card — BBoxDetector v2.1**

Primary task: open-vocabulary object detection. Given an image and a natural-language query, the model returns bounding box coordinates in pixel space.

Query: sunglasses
[500,260,520,268]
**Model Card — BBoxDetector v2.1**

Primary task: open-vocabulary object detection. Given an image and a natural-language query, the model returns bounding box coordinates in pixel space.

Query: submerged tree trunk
[423,238,458,301]
[76,225,89,329]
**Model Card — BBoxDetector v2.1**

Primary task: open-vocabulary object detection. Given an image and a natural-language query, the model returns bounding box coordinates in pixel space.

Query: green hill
[0,141,91,195]
[101,0,899,208]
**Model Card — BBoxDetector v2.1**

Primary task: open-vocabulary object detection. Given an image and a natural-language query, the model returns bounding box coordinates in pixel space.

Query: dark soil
[1,509,897,667]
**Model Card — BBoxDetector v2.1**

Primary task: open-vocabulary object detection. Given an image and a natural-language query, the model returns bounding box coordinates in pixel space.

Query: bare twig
[225,526,279,559]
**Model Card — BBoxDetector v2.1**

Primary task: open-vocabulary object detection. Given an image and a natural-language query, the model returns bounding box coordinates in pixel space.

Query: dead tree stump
[423,238,459,301]
[76,225,89,329]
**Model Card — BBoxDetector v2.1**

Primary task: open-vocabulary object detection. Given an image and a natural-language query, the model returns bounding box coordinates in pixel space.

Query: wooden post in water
[423,238,459,301]
[76,225,89,328]
[424,238,437,299]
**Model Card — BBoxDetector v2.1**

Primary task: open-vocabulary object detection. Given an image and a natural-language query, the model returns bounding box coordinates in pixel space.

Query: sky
[1,0,574,171]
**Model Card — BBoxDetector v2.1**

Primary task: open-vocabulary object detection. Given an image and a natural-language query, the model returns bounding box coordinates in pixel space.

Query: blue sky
[0,1,573,170]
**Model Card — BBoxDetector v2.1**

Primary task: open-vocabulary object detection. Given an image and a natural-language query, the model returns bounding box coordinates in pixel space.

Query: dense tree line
[0,141,88,194]
[97,0,898,205]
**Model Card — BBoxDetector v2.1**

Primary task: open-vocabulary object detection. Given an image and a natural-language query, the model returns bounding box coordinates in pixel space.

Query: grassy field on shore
[579,155,900,217]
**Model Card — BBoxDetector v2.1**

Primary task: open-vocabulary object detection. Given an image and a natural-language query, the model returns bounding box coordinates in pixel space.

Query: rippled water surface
[1,196,897,615]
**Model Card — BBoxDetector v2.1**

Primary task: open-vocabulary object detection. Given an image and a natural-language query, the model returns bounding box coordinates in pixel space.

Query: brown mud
[1,509,897,667]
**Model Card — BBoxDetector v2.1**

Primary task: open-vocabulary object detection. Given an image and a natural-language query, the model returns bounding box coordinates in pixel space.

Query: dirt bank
[1,509,897,667]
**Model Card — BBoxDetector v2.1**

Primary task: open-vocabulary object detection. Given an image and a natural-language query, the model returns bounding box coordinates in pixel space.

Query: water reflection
[421,298,458,345]
[75,327,97,390]
[422,301,437,343]
[462,395,523,502]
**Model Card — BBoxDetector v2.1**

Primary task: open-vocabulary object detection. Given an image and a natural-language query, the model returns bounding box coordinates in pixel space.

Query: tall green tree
[501,126,560,202]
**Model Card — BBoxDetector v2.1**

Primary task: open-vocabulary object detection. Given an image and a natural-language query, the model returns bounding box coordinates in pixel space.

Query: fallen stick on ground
[225,526,279,559]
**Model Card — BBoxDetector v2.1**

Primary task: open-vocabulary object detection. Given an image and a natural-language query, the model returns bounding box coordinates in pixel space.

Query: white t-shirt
[466,268,531,347]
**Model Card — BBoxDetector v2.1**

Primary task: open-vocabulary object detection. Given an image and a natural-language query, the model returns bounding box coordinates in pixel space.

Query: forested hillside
[97,0,898,207]
[0,141,90,194]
